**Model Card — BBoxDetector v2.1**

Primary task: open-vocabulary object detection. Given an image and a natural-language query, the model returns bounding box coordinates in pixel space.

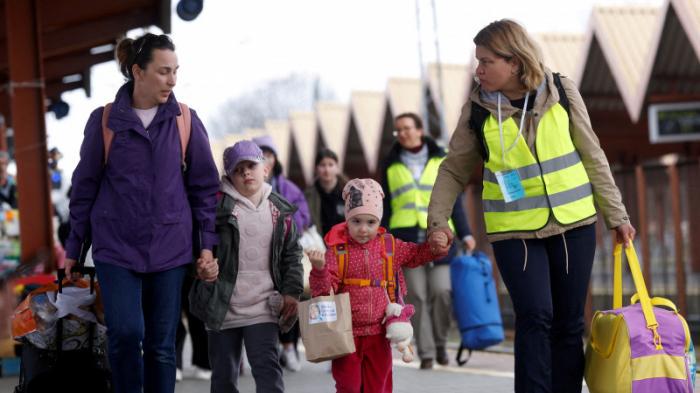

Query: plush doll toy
[384,301,415,363]
[383,274,416,363]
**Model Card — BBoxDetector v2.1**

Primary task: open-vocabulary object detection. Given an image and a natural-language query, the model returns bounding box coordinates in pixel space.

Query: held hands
[614,223,637,248]
[428,228,454,256]
[196,249,218,282]
[306,249,326,270]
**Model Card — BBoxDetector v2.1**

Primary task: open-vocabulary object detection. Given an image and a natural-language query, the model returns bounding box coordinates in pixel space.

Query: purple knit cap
[223,140,265,175]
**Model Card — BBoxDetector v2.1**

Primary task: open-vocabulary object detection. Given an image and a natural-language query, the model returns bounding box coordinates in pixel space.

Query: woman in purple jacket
[64,34,220,393]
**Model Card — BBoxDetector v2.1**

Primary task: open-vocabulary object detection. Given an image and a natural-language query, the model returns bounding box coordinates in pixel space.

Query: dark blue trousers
[95,262,187,393]
[492,223,596,393]
[208,323,284,393]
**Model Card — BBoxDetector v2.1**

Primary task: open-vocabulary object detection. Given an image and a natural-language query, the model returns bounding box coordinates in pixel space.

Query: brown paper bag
[299,290,355,363]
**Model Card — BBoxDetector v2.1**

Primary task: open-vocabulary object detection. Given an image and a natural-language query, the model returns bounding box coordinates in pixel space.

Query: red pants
[332,334,393,393]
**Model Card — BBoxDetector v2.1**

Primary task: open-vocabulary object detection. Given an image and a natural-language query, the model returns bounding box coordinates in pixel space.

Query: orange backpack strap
[176,103,191,169]
[335,243,387,288]
[334,243,348,291]
[383,233,396,303]
[102,103,114,165]
[102,102,192,168]
[335,236,396,296]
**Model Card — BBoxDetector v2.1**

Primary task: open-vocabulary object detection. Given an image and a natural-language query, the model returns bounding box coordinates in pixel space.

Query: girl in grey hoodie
[190,140,303,393]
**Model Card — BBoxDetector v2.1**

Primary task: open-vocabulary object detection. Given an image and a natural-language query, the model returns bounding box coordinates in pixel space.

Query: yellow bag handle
[629,294,691,353]
[630,294,677,313]
[613,243,663,349]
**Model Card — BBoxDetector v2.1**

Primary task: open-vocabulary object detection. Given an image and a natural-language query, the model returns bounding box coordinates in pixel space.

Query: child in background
[308,178,447,393]
[189,140,304,393]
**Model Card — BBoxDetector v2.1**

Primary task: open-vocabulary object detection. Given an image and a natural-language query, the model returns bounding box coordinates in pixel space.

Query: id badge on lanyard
[496,92,529,204]
[495,170,525,203]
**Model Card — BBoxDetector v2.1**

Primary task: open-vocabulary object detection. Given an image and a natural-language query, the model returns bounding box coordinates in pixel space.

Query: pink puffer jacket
[309,222,440,337]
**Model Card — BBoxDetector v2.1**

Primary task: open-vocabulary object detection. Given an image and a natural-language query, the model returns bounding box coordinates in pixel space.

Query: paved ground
[1,346,589,393]
[173,348,528,393]
[5,338,699,392]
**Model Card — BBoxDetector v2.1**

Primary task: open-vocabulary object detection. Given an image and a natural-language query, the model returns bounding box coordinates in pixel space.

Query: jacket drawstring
[562,233,569,274]
[522,239,528,272]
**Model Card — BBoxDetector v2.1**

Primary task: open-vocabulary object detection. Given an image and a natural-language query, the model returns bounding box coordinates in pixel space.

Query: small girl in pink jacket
[308,178,446,393]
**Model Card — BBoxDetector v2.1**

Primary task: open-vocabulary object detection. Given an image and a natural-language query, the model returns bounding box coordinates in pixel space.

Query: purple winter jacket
[65,82,219,273]
[274,175,311,231]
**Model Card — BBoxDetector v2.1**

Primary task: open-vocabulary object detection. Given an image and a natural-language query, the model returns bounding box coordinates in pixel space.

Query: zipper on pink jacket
[365,248,372,324]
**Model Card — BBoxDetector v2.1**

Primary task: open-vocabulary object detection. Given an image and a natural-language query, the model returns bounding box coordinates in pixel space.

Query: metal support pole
[429,0,448,143]
[414,0,430,134]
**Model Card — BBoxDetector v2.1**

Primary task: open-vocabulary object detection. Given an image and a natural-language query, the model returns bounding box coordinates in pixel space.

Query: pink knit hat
[342,178,385,220]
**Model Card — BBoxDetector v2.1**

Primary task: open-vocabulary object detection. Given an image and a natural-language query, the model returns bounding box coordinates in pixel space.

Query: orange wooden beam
[5,0,54,267]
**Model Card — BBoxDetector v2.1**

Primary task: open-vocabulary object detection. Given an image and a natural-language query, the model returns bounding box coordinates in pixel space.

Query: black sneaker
[436,347,449,366]
[420,358,434,370]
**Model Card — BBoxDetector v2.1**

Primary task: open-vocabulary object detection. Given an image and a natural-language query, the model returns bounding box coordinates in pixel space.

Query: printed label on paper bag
[308,301,337,324]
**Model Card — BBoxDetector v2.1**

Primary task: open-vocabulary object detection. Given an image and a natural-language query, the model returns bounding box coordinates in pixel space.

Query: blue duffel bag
[450,251,504,365]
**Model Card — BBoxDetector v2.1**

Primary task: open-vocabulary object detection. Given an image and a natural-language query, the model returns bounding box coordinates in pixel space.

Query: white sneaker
[175,368,183,382]
[191,366,212,380]
[284,347,301,372]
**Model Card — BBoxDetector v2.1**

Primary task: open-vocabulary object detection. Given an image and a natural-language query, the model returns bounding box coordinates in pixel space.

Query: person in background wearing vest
[189,140,303,393]
[65,33,220,393]
[427,20,635,393]
[380,112,476,370]
[308,178,448,392]
[305,147,349,238]
[253,134,311,372]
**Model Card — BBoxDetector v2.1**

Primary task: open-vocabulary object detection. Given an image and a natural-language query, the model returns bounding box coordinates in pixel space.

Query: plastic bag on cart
[14,267,110,393]
[12,276,106,350]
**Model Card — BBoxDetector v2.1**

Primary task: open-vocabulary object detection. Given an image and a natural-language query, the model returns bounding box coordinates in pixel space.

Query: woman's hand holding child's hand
[431,232,448,247]
[306,249,326,270]
[428,228,453,256]
[196,257,219,282]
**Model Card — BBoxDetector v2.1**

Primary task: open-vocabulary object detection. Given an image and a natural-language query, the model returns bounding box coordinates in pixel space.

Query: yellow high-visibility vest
[387,157,455,231]
[481,102,596,234]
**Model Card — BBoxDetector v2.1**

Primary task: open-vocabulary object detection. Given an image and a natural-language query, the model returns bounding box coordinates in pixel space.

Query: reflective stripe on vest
[387,158,455,231]
[481,102,596,234]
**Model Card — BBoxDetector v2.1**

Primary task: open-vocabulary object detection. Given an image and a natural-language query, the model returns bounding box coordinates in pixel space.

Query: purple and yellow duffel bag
[585,244,693,393]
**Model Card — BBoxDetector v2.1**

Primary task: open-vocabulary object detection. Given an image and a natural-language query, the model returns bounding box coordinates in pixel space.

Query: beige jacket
[427,68,630,242]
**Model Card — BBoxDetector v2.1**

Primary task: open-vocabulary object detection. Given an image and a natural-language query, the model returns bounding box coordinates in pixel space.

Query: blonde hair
[474,19,545,91]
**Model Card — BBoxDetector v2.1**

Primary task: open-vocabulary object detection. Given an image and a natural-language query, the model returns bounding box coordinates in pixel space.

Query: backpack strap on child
[334,234,396,302]
[102,102,192,170]
[335,243,349,292]
[383,233,396,303]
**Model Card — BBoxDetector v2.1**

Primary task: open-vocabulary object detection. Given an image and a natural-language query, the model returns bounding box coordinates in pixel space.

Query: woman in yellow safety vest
[426,19,635,393]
